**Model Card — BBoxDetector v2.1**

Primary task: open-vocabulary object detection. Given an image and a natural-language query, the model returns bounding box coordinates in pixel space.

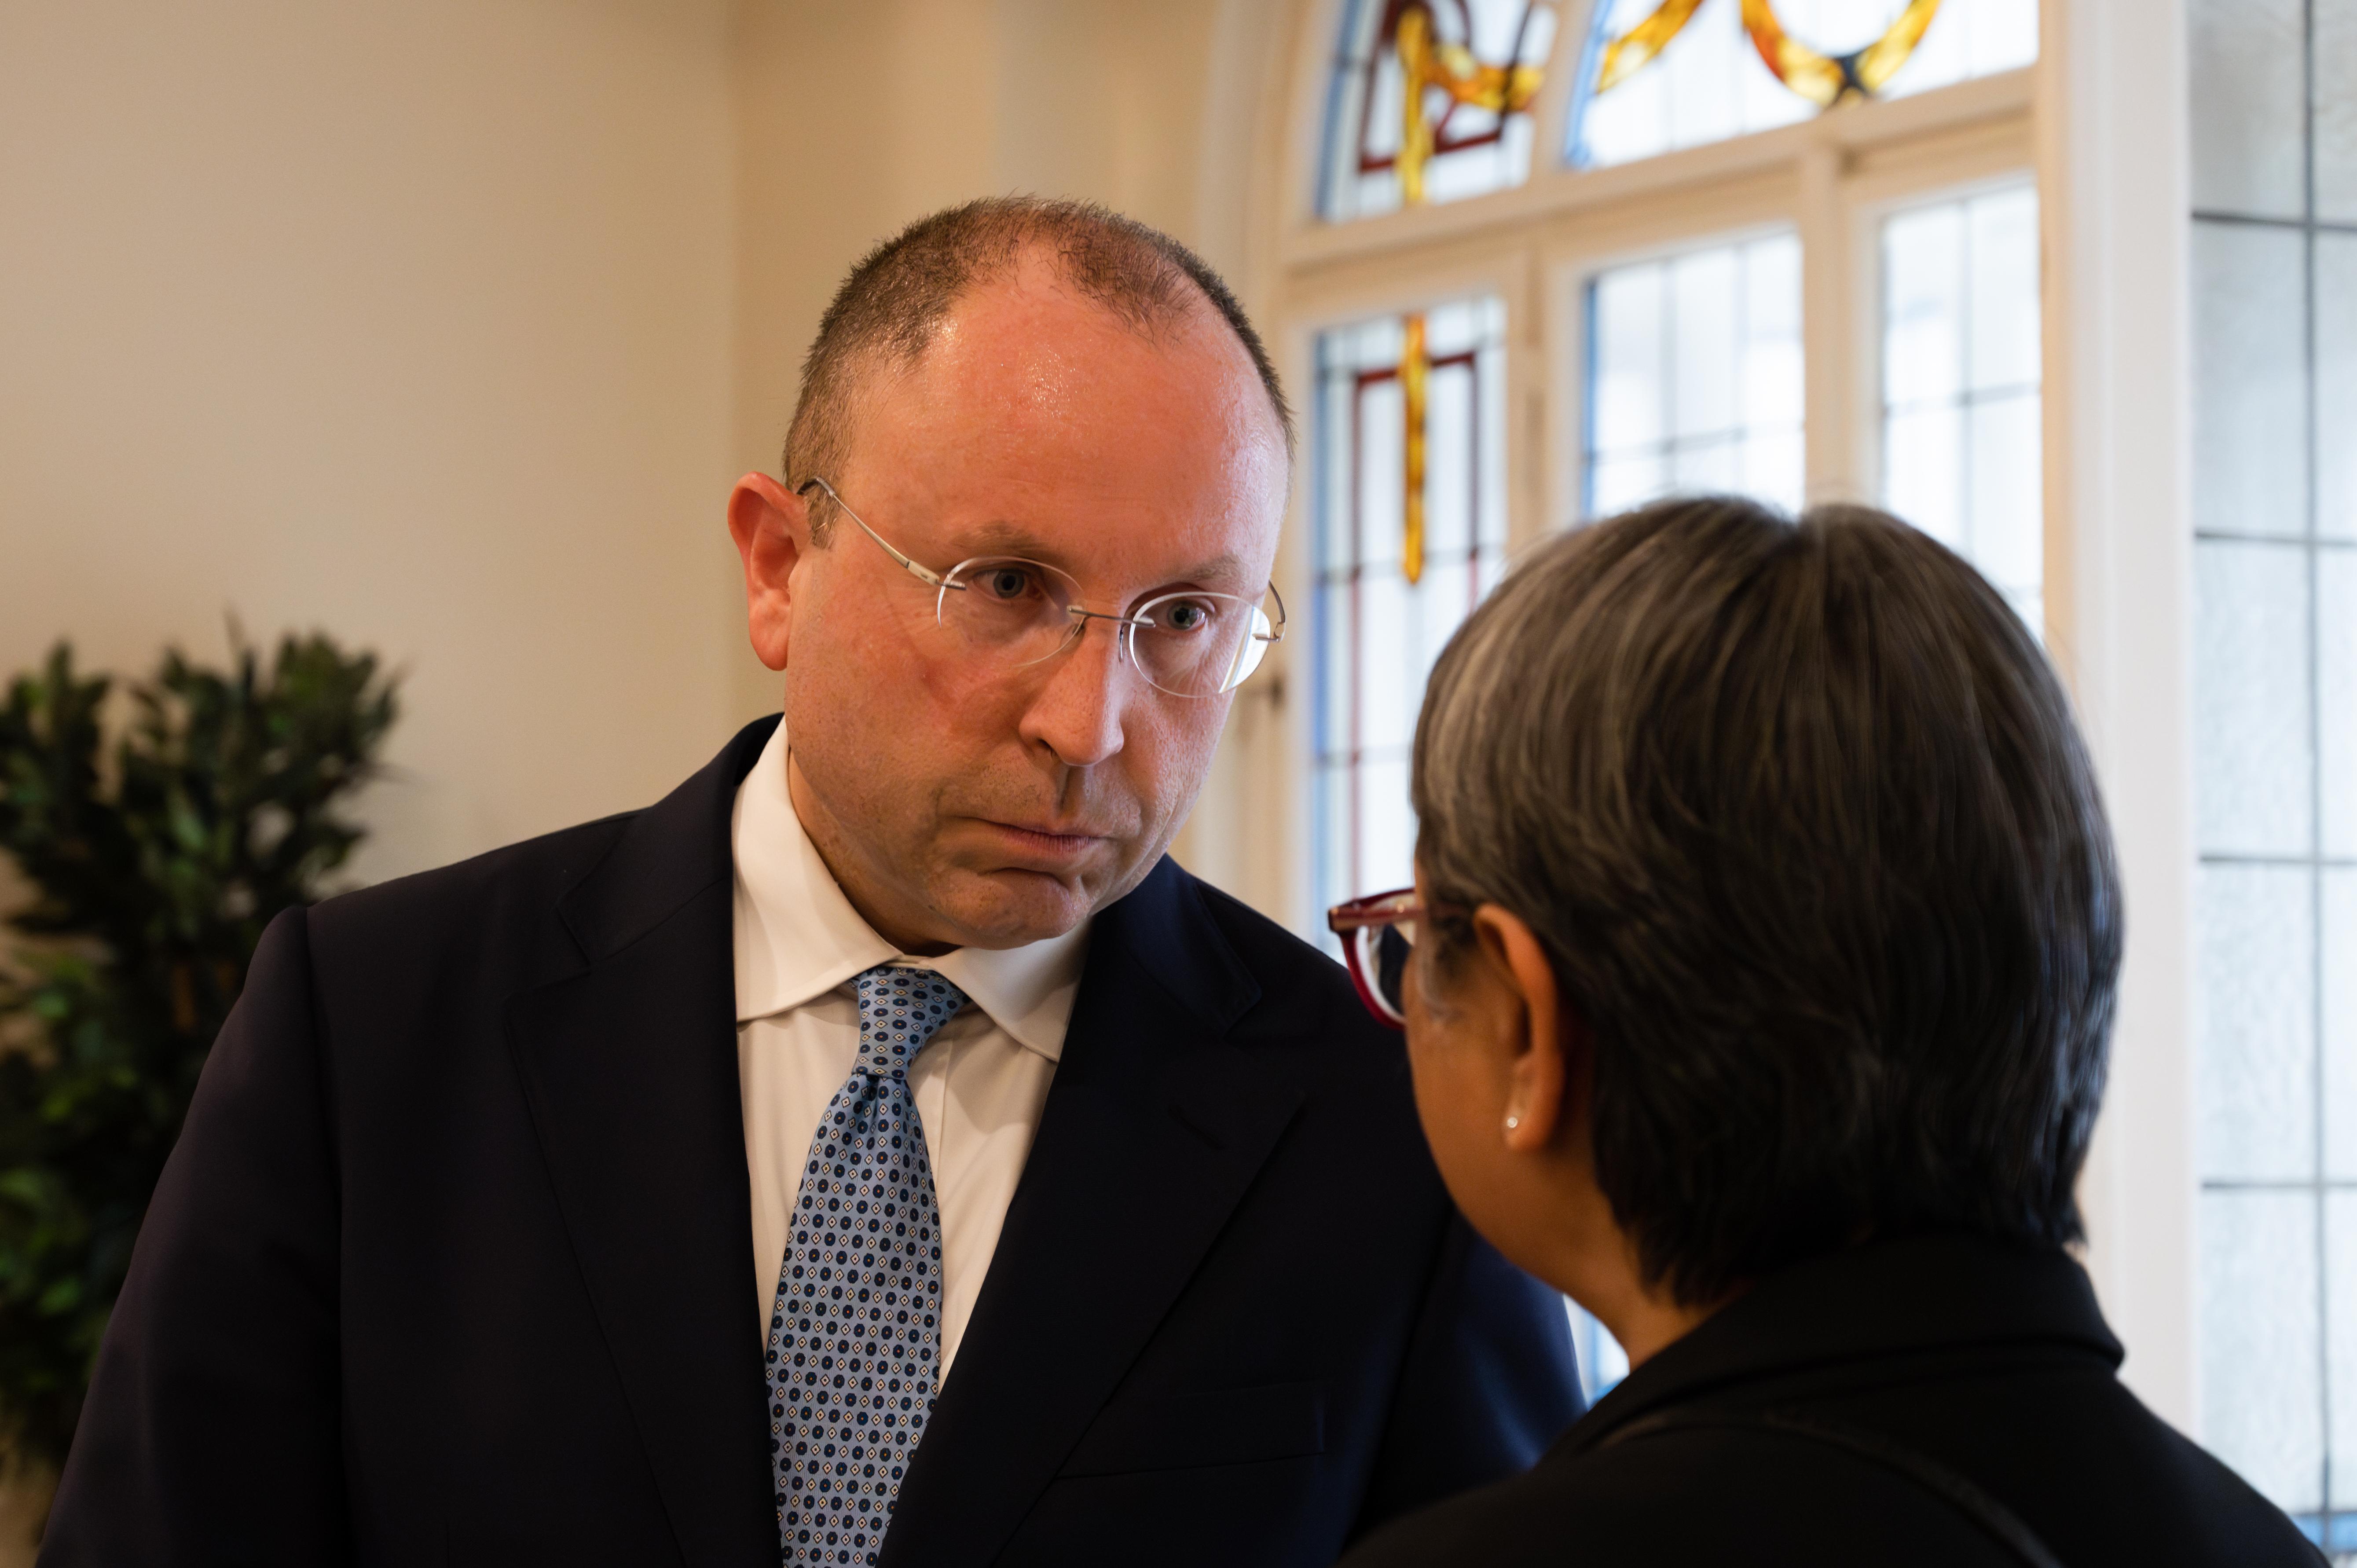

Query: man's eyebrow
[945,525,1251,586]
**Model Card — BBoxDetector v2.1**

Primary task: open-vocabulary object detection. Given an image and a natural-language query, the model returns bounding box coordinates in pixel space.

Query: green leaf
[0,625,397,1465]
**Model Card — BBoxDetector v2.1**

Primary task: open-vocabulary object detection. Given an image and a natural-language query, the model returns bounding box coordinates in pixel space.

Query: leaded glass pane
[1311,299,1509,924]
[2194,540,2314,857]
[1322,0,1559,222]
[2333,1192,2357,1509]
[2200,1188,2325,1514]
[2322,234,2357,541]
[1879,185,2042,626]
[2196,862,2319,1183]
[2323,0,2357,223]
[2189,5,2357,1540]
[2324,550,2357,861]
[2325,870,2357,1183]
[1581,231,1804,519]
[2189,0,2308,220]
[1569,0,2037,171]
[2193,223,2310,539]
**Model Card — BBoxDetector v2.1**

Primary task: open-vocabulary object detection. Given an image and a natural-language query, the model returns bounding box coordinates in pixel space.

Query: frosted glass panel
[1582,232,1804,519]
[2322,236,2357,542]
[2324,552,2357,857]
[1885,205,1966,405]
[2201,1190,2324,1513]
[1312,299,1509,922]
[2317,0,2357,222]
[2327,871,2357,1183]
[2193,223,2311,538]
[1672,249,1739,440]
[1593,266,1666,451]
[1358,573,1415,753]
[2189,0,2309,220]
[2190,2,2355,1537]
[2194,541,2314,857]
[1886,405,1965,552]
[1314,581,1352,759]
[2332,1192,2357,1509]
[2195,864,2317,1181]
[1571,0,2038,170]
[1590,451,1667,516]
[1968,190,2042,390]
[1881,187,2044,613]
[1357,755,1415,893]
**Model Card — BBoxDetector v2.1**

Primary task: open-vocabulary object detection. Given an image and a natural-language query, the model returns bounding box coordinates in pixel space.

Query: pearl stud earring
[1504,1115,1521,1132]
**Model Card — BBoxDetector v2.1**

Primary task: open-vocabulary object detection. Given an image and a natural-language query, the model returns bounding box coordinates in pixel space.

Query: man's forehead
[913,262,1281,439]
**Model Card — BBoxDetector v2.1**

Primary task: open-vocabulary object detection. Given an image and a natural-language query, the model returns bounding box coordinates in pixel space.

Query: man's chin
[930,863,1120,949]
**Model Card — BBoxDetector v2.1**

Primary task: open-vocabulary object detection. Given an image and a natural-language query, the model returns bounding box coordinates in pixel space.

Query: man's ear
[1472,905,1580,1154]
[728,473,810,673]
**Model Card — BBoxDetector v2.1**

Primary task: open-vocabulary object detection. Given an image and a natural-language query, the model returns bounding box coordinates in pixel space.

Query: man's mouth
[973,819,1120,862]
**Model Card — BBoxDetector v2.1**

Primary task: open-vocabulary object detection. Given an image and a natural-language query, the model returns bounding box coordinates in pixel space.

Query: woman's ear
[1472,905,1578,1153]
[728,474,811,672]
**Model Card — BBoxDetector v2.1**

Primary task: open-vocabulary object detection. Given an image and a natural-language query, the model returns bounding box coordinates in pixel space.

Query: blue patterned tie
[767,965,967,1566]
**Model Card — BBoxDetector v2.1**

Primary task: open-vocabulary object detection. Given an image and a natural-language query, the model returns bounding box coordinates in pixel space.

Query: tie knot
[852,965,970,1079]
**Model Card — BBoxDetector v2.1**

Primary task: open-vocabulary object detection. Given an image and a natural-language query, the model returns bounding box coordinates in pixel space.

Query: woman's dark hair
[1412,497,2122,1305]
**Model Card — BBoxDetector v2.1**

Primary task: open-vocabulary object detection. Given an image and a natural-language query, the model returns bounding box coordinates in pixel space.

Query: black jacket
[42,716,1581,1566]
[1339,1231,2318,1568]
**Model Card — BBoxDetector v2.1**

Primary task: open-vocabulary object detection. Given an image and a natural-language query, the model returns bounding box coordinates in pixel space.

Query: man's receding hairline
[782,198,1294,540]
[855,254,1283,432]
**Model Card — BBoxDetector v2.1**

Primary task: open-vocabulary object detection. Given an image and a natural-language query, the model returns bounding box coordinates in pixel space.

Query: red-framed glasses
[1327,887,1450,1030]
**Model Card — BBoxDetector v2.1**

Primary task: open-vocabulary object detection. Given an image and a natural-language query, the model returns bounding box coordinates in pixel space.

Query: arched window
[1255,2,2350,1539]
[1288,0,2045,932]
[1276,0,2049,1407]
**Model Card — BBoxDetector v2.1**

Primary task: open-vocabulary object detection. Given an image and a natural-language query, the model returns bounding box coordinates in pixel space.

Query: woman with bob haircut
[1329,498,2320,1567]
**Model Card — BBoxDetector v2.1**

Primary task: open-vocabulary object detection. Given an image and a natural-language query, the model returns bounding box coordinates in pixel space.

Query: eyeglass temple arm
[1260,582,1287,643]
[796,476,956,592]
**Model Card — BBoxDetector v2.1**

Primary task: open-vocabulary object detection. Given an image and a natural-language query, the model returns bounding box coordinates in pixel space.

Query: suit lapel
[506,718,781,1568]
[883,861,1299,1568]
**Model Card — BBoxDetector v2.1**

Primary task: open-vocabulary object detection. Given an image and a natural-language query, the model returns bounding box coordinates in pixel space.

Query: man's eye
[1158,599,1213,633]
[982,568,1036,600]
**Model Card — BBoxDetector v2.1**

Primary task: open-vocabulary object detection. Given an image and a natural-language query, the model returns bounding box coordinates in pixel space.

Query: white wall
[0,0,1297,893]
[0,0,741,887]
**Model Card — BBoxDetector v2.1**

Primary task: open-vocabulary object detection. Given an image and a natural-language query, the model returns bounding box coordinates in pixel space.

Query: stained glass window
[1311,299,1509,922]
[1880,184,2044,631]
[1322,0,1559,220]
[1581,231,1806,518]
[2188,0,2357,1554]
[1569,0,2039,171]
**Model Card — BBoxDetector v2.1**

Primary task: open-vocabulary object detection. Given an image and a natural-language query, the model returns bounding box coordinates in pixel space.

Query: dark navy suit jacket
[44,717,1581,1566]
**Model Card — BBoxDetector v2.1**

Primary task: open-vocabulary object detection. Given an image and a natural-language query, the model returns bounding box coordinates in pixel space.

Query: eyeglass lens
[1350,919,1415,1025]
[939,558,1272,699]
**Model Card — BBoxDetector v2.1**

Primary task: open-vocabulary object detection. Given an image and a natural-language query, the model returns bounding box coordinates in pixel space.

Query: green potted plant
[0,632,396,1476]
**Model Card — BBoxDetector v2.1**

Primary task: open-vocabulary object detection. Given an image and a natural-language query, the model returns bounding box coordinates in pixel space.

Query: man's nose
[1019,616,1131,769]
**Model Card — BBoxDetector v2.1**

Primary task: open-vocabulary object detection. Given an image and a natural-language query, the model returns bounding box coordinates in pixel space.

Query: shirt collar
[729,721,1090,1063]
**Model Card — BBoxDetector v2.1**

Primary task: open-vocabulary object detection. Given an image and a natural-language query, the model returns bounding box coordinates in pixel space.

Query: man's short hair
[1413,497,2122,1305]
[784,197,1293,538]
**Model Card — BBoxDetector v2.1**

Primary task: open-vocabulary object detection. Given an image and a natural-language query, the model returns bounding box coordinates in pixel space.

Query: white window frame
[1190,0,2202,1435]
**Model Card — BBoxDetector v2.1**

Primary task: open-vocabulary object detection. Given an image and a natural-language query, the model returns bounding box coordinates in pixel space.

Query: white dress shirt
[730,723,1089,1377]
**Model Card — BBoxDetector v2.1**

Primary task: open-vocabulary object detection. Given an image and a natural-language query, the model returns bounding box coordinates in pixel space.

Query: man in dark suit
[42,198,1579,1564]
